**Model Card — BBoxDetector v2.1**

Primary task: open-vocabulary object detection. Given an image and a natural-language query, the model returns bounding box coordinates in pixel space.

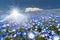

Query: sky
[0,0,60,20]
[0,0,60,10]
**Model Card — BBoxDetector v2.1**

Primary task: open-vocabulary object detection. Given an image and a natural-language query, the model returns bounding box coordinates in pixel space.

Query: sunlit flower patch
[0,12,60,40]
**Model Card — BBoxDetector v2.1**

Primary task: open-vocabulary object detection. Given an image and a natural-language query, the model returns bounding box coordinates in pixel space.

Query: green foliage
[17,26,24,32]
[37,26,41,32]
[36,35,45,40]
[48,25,60,34]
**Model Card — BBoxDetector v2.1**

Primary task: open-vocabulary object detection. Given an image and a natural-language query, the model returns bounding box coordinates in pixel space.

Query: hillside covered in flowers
[0,9,60,40]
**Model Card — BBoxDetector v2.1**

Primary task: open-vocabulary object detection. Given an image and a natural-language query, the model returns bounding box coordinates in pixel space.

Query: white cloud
[25,7,43,12]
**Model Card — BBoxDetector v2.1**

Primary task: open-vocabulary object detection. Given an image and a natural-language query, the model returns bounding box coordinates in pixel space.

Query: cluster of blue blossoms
[0,13,60,40]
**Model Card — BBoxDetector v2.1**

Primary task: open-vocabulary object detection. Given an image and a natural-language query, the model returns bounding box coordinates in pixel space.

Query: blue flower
[28,32,36,40]
[17,32,22,37]
[0,22,4,30]
[22,30,28,36]
[2,32,8,38]
[0,22,4,27]
[48,38,52,40]
[46,30,51,34]
[12,33,17,38]
[0,35,3,40]
[52,35,60,40]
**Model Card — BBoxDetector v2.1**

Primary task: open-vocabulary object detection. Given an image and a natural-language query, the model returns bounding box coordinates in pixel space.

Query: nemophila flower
[0,26,7,31]
[28,32,36,40]
[48,16,51,20]
[57,23,60,26]
[55,16,60,20]
[39,23,44,28]
[54,17,59,24]
[48,35,52,39]
[12,29,16,32]
[0,27,3,30]
[1,28,7,32]
[33,31,39,36]
[46,30,51,33]
[36,21,40,25]
[0,22,4,26]
[34,28,37,31]
[52,35,60,40]
[12,33,17,38]
[0,22,4,29]
[56,25,59,28]
[45,27,48,29]
[48,38,52,40]
[56,23,60,28]
[34,20,38,24]
[2,32,8,38]
[32,22,35,25]
[29,20,32,24]
[40,26,44,30]
[0,35,3,40]
[10,24,20,30]
[58,28,60,31]
[54,21,60,25]
[24,24,32,29]
[41,34,45,38]
[22,30,28,36]
[41,28,47,33]
[2,24,7,28]
[44,32,49,37]
[41,17,45,22]
[35,26,38,29]
[17,32,22,37]
[51,31,55,35]
[6,24,10,27]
